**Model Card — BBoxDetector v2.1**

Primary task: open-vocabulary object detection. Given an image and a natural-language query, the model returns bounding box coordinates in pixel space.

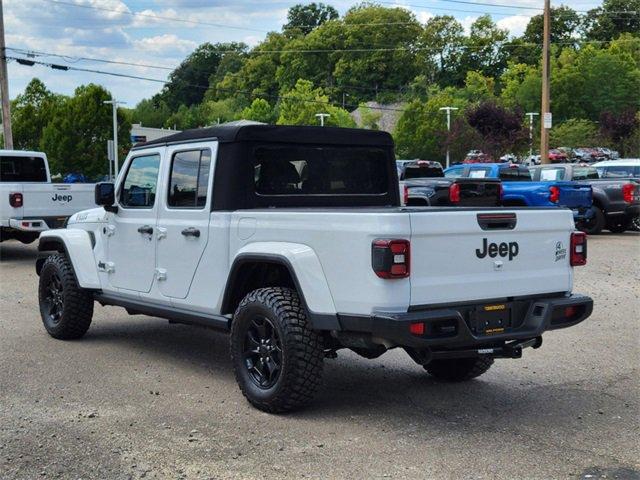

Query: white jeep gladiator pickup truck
[35,125,593,412]
[1,150,95,243]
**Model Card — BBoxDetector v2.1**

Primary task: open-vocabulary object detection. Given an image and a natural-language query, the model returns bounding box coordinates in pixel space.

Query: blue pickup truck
[444,163,593,225]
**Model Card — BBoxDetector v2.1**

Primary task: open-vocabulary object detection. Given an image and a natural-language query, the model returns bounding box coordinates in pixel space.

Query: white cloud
[497,15,532,37]
[133,34,197,54]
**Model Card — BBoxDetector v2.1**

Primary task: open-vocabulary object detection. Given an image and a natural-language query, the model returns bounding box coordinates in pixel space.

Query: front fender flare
[38,229,100,289]
[226,242,338,330]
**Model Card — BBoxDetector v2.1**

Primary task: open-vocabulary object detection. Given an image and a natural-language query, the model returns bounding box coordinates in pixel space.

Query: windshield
[0,155,48,182]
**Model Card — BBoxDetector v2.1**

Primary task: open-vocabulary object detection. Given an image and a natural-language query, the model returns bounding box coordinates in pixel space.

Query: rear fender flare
[224,242,338,330]
[37,229,100,289]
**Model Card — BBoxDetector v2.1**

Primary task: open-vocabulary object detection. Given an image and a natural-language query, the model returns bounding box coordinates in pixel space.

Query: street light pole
[315,113,330,127]
[526,112,539,160]
[342,92,349,109]
[103,99,125,178]
[540,0,551,164]
[439,106,458,168]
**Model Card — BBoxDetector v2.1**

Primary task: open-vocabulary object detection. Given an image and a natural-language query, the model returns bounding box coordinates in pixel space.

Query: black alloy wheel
[43,272,65,325]
[243,315,282,389]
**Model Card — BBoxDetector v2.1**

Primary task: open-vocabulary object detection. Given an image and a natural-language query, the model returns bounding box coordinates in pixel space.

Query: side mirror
[94,182,117,213]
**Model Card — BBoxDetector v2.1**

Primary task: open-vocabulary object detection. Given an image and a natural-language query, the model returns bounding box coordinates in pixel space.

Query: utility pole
[315,113,329,127]
[0,0,14,149]
[540,0,551,164]
[526,112,539,160]
[103,99,125,177]
[439,106,458,168]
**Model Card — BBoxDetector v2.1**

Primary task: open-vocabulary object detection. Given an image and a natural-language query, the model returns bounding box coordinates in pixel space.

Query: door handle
[181,227,200,238]
[137,225,154,235]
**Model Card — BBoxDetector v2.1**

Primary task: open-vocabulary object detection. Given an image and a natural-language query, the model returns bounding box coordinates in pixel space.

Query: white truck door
[106,151,163,293]
[155,143,215,299]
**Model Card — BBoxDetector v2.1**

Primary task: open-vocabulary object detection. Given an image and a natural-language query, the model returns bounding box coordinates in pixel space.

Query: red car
[549,149,568,163]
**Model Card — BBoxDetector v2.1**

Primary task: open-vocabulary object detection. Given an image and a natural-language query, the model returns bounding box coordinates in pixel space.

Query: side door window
[120,154,161,208]
[167,150,211,208]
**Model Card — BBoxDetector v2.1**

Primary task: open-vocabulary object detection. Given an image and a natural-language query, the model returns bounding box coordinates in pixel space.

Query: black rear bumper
[338,293,593,351]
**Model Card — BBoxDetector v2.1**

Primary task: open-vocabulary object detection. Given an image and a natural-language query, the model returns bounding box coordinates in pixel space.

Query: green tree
[283,3,339,36]
[277,79,355,127]
[549,119,598,147]
[216,33,289,105]
[332,5,423,103]
[241,99,276,124]
[41,84,130,178]
[583,0,640,42]
[159,42,247,108]
[417,16,465,86]
[129,98,172,128]
[461,71,495,103]
[358,104,382,130]
[459,16,509,81]
[394,89,471,161]
[11,78,63,151]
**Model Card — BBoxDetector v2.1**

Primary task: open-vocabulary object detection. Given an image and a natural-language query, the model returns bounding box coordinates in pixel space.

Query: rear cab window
[599,166,640,178]
[254,145,389,196]
[571,167,599,180]
[539,168,565,181]
[0,155,48,182]
[499,167,531,181]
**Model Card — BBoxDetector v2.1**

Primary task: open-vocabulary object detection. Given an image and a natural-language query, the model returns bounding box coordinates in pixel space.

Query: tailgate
[557,182,592,208]
[455,179,501,207]
[21,184,96,220]
[408,209,574,305]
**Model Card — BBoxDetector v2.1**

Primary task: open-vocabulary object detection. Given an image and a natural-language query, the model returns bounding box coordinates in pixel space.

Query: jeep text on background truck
[35,125,593,413]
[1,150,95,244]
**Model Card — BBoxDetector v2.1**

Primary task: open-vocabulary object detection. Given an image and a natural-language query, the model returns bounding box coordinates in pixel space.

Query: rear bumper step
[337,293,593,350]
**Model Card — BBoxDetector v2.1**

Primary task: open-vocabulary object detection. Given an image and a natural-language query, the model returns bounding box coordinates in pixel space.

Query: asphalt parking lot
[0,234,638,480]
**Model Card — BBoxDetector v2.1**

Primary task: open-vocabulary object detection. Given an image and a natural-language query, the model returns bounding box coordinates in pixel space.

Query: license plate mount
[471,303,512,335]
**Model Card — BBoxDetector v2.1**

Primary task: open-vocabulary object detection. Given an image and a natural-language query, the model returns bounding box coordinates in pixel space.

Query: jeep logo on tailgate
[476,238,519,261]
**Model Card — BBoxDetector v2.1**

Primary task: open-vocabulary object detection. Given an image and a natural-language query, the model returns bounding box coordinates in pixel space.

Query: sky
[4,0,604,106]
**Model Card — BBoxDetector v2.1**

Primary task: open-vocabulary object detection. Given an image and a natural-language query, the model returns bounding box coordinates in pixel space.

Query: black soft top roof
[132,124,394,149]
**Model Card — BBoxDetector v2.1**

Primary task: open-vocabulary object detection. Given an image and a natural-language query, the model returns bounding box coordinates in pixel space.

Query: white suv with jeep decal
[35,125,593,412]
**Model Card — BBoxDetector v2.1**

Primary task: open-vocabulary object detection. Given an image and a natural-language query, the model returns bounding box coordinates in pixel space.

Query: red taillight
[570,231,587,266]
[372,239,410,279]
[449,183,460,203]
[403,184,409,206]
[9,192,23,208]
[564,306,577,318]
[549,186,560,203]
[622,183,634,203]
[409,322,425,336]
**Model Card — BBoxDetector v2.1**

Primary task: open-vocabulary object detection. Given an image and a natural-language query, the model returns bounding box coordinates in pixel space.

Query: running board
[94,293,230,331]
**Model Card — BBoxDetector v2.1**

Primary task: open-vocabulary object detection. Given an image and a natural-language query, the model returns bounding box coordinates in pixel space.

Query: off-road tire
[230,287,324,413]
[38,254,94,339]
[606,217,630,233]
[425,356,494,382]
[581,206,604,235]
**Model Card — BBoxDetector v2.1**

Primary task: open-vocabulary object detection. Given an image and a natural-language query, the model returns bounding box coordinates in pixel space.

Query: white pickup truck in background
[0,150,95,243]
